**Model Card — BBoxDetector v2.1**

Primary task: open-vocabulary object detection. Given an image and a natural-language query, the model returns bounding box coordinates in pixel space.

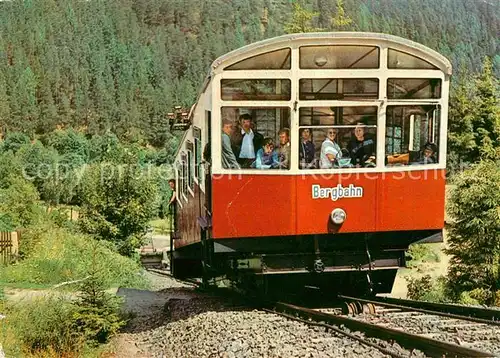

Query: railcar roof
[210,32,452,75]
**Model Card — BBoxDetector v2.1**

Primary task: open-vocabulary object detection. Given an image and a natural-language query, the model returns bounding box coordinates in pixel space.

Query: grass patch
[149,217,173,236]
[1,225,149,290]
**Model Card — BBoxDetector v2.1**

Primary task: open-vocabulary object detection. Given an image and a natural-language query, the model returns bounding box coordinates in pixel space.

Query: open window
[220,107,291,170]
[386,105,440,166]
[298,106,378,169]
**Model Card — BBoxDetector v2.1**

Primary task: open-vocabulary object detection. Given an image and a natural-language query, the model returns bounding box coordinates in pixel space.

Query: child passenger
[253,137,279,169]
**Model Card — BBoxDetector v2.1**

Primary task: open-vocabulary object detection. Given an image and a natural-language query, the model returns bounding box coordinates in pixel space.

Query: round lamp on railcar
[330,208,347,225]
[314,55,328,67]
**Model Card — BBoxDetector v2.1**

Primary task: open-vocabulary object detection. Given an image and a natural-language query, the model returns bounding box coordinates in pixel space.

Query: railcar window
[180,153,188,198]
[386,105,440,166]
[221,79,291,101]
[225,48,291,70]
[193,127,202,184]
[220,107,291,170]
[298,106,378,169]
[387,79,441,99]
[388,49,438,70]
[186,141,194,191]
[299,46,379,69]
[175,162,181,203]
[299,78,379,100]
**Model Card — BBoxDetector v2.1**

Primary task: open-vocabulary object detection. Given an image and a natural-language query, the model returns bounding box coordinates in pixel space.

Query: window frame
[299,45,381,69]
[385,104,442,167]
[219,106,292,171]
[210,41,449,175]
[193,126,202,185]
[297,105,379,170]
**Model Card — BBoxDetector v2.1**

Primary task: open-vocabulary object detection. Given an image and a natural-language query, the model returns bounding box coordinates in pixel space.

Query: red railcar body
[212,170,446,238]
[170,32,452,295]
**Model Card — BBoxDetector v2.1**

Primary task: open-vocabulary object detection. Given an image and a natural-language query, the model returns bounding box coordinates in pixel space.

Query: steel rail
[340,295,500,326]
[263,307,408,358]
[274,302,493,357]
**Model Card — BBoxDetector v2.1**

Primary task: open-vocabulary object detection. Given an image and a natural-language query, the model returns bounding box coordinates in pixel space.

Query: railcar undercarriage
[170,230,442,296]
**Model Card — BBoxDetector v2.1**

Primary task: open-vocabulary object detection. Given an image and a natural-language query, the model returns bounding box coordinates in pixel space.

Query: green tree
[331,0,353,30]
[0,177,40,229]
[446,161,500,305]
[447,74,477,170]
[0,132,30,154]
[72,243,127,345]
[284,1,321,34]
[78,163,159,256]
[473,57,500,161]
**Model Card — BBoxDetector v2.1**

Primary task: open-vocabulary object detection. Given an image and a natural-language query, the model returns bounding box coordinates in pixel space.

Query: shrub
[73,275,127,346]
[77,163,159,256]
[406,243,440,267]
[1,296,83,356]
[406,275,449,302]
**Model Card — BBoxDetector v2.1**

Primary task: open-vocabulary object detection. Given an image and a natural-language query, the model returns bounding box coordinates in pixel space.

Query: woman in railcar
[320,128,342,169]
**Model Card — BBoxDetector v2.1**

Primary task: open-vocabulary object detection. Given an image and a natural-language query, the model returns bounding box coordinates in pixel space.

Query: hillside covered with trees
[0,0,498,147]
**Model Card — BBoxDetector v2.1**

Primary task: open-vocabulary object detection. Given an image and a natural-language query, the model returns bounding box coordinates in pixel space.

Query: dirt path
[107,271,195,357]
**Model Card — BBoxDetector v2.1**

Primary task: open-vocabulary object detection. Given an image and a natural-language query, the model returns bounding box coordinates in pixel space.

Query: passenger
[320,128,342,169]
[417,142,438,164]
[277,128,291,169]
[253,137,279,169]
[347,121,376,167]
[221,119,241,169]
[167,179,177,231]
[231,113,264,168]
[299,128,315,168]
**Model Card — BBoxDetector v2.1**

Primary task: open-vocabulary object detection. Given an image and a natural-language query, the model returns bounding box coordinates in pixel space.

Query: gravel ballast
[116,271,395,357]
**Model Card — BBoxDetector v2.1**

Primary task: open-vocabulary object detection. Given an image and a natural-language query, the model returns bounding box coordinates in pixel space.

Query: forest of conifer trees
[0,0,498,147]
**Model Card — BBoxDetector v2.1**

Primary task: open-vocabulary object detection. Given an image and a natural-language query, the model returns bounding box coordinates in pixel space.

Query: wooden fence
[0,231,19,265]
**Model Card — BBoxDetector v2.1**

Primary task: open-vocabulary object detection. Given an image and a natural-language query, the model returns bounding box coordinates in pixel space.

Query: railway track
[270,300,500,357]
[145,267,500,357]
[337,295,500,357]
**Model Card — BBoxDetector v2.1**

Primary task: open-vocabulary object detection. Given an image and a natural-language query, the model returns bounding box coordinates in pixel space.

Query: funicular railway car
[170,32,451,295]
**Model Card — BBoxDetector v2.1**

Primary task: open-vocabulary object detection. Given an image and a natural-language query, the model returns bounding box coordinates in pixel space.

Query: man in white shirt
[231,113,263,168]
[320,128,342,169]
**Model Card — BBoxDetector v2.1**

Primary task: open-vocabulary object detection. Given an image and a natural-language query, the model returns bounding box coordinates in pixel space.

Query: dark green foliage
[446,161,500,305]
[0,0,497,148]
[73,277,126,345]
[406,275,449,303]
[0,132,30,154]
[73,248,127,346]
[78,163,159,256]
[42,129,90,161]
[0,176,40,230]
